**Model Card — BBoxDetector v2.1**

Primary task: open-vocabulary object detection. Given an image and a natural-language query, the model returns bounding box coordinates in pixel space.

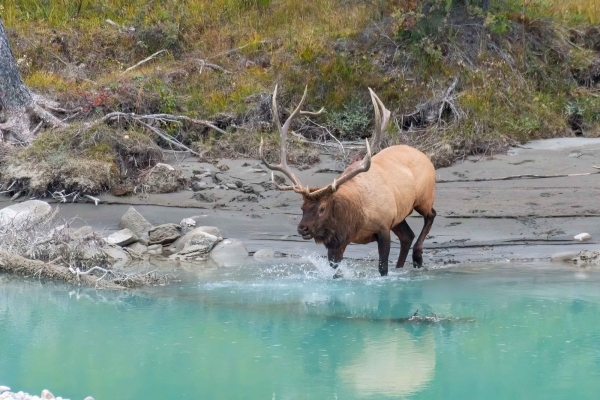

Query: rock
[191,181,208,191]
[102,245,132,269]
[119,207,154,238]
[180,218,196,233]
[127,242,148,254]
[226,183,238,190]
[254,249,275,260]
[84,397,94,400]
[0,387,9,393]
[550,252,579,262]
[574,233,591,242]
[217,163,230,171]
[141,163,187,194]
[73,225,94,239]
[147,244,163,255]
[175,227,222,253]
[196,226,221,237]
[210,239,248,267]
[179,244,212,255]
[192,192,217,202]
[105,228,138,247]
[148,223,181,245]
[0,200,52,227]
[41,389,54,399]
[155,162,174,170]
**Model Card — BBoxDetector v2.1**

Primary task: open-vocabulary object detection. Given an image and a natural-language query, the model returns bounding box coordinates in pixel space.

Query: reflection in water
[339,328,435,397]
[2,262,600,399]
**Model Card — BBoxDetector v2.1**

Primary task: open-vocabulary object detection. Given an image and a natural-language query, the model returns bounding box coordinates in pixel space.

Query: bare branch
[121,50,167,75]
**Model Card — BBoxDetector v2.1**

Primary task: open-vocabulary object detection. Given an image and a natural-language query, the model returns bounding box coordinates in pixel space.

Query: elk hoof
[332,270,344,279]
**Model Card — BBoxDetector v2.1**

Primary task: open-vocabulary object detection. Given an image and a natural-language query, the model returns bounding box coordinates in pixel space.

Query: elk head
[260,85,389,241]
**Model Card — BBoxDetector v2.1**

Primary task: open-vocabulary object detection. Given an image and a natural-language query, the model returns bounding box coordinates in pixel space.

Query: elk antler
[260,85,324,193]
[368,88,391,154]
[304,138,372,198]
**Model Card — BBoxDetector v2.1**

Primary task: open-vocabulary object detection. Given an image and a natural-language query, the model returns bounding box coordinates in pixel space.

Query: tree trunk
[0,18,66,143]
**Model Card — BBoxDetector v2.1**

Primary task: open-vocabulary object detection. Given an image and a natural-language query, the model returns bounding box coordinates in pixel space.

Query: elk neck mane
[312,188,365,248]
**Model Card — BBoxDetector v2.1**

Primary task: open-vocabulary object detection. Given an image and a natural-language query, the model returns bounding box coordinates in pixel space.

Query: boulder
[175,227,221,253]
[147,244,163,255]
[102,245,132,269]
[210,239,248,267]
[148,223,181,245]
[127,242,148,254]
[0,387,10,393]
[142,164,187,194]
[253,249,275,261]
[41,389,54,399]
[119,207,153,239]
[105,229,138,247]
[0,200,52,227]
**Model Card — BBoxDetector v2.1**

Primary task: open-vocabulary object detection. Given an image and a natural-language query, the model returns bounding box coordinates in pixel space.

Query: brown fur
[296,144,436,274]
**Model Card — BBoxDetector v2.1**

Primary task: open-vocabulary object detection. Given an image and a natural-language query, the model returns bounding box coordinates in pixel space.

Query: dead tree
[0,18,66,143]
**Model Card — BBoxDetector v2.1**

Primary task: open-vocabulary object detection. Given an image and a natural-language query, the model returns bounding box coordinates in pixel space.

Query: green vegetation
[1,0,599,173]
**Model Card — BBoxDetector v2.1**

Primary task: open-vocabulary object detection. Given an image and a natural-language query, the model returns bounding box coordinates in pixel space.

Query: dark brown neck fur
[313,191,365,248]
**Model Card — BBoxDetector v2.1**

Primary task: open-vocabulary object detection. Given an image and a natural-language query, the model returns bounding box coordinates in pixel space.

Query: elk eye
[318,206,325,213]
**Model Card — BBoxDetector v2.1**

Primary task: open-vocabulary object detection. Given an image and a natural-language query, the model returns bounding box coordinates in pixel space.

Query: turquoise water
[1,260,600,399]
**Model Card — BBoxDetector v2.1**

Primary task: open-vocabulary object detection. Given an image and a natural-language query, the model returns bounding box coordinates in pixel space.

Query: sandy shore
[2,137,599,266]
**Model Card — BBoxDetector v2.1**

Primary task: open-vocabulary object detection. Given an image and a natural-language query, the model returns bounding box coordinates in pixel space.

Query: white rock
[0,200,52,227]
[179,218,196,234]
[179,244,211,255]
[253,249,275,261]
[102,245,132,269]
[119,207,153,239]
[0,387,9,393]
[155,162,174,170]
[84,397,94,400]
[72,225,94,239]
[210,239,248,267]
[127,241,148,254]
[40,389,54,399]
[105,228,138,247]
[147,244,163,255]
[574,233,591,242]
[148,223,181,245]
[175,228,221,253]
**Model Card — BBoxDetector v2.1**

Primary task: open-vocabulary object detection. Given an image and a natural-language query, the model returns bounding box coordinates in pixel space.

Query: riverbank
[2,137,598,267]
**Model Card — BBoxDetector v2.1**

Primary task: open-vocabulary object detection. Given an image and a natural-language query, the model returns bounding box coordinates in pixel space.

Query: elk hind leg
[392,220,415,268]
[412,207,437,268]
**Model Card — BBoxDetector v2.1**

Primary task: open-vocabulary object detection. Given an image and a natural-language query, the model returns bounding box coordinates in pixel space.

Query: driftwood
[0,251,124,289]
[437,171,600,183]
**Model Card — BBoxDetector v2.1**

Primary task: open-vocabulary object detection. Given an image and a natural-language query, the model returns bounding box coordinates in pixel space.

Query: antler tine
[368,88,391,152]
[306,139,372,198]
[262,85,317,189]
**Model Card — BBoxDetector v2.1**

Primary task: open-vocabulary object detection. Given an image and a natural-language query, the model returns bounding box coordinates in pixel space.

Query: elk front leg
[327,246,346,269]
[376,230,391,276]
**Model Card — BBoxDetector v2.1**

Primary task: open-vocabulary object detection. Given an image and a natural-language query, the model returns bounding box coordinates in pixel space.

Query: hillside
[1,0,599,196]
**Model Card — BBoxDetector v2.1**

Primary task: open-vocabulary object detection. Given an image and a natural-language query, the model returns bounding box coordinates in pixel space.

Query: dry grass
[1,0,599,176]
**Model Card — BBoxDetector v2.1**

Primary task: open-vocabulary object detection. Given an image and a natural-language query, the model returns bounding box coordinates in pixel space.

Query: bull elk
[260,85,436,276]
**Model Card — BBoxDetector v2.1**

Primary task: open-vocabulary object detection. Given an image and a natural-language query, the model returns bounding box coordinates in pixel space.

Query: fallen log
[0,251,124,289]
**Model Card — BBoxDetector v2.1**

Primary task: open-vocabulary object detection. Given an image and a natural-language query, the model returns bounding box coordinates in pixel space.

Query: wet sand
[2,137,599,265]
